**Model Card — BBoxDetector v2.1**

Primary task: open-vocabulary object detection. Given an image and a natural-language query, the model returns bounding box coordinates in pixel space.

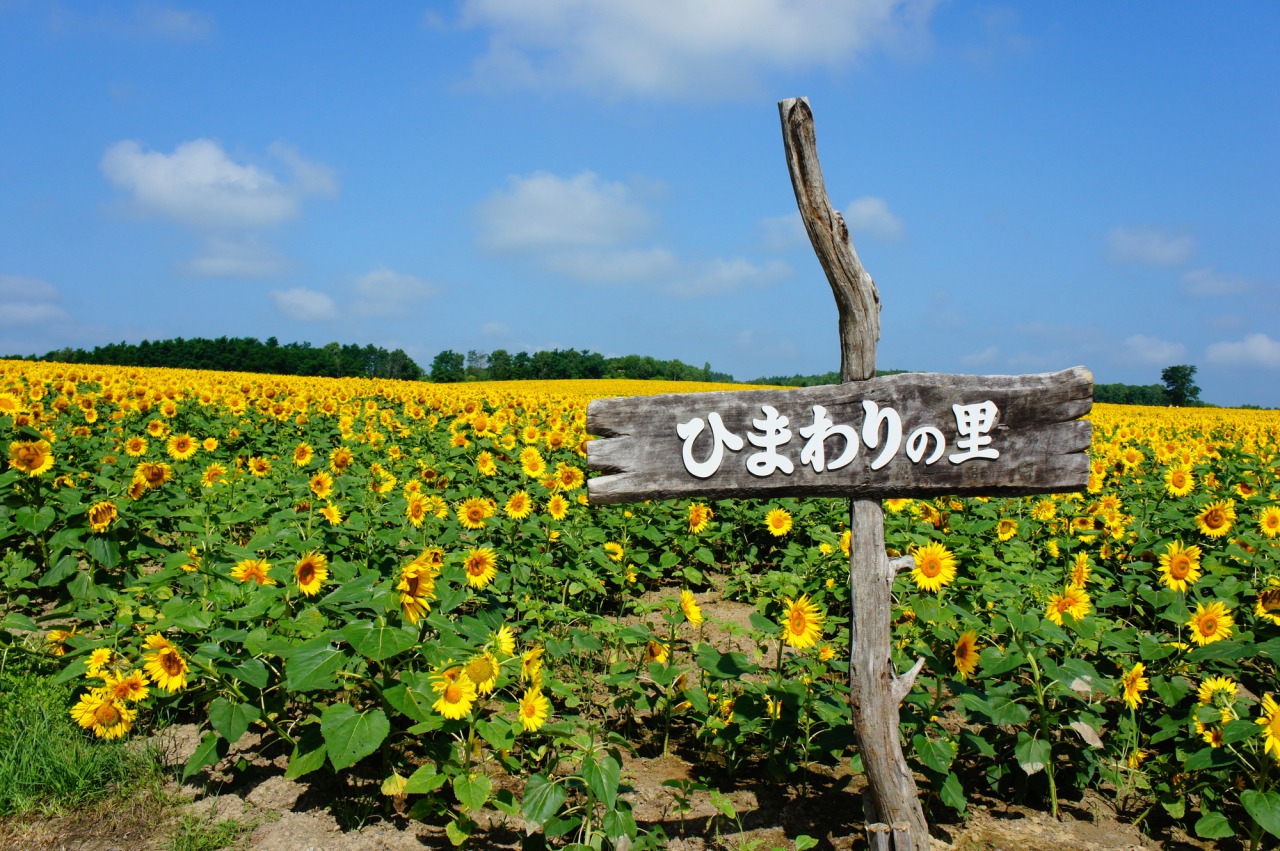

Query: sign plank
[587,366,1092,505]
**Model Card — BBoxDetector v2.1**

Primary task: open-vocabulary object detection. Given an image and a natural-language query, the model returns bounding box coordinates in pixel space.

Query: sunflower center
[444,683,463,704]
[94,702,121,726]
[1200,616,1218,636]
[789,610,808,634]
[1168,555,1191,580]
[160,652,184,676]
[918,557,941,578]
[1204,510,1225,529]
[1171,472,1187,487]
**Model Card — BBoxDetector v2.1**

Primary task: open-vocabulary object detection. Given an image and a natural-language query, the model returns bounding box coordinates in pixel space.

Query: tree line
[429,348,735,384]
[27,337,424,381]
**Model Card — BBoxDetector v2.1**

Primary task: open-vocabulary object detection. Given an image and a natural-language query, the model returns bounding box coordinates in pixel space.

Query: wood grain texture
[587,367,1092,504]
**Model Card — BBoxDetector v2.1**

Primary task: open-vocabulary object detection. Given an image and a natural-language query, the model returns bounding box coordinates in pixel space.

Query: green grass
[166,811,257,851]
[0,647,165,817]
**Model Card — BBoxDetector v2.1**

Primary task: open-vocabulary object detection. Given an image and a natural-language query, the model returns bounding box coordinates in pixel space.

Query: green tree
[430,349,465,383]
[1161,364,1201,407]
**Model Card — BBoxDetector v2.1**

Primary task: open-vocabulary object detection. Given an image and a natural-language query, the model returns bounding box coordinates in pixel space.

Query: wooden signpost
[586,98,1093,849]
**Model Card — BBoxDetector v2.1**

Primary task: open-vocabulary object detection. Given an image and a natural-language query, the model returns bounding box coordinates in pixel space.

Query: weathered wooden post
[586,97,1092,849]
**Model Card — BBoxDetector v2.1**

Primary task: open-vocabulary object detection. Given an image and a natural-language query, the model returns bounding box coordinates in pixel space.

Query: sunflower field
[2,359,1280,847]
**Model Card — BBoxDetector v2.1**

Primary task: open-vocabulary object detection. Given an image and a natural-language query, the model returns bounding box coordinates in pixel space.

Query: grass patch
[0,647,165,818]
[166,811,257,851]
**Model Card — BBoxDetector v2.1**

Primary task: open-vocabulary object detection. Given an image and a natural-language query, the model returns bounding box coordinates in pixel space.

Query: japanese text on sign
[676,401,999,480]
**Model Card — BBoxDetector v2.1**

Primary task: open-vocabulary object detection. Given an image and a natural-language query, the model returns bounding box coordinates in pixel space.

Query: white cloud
[353,267,437,316]
[476,170,652,251]
[183,237,288,278]
[545,247,680,284]
[1122,334,1187,365]
[1182,266,1253,297]
[50,4,214,41]
[271,288,337,322]
[961,345,999,367]
[1106,225,1195,267]
[101,138,336,230]
[843,196,905,241]
[482,321,510,337]
[670,257,790,298]
[757,212,808,252]
[458,0,936,99]
[0,275,71,326]
[1206,333,1280,369]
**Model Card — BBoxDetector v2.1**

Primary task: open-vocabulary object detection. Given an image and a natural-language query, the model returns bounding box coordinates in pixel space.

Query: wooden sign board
[587,366,1092,505]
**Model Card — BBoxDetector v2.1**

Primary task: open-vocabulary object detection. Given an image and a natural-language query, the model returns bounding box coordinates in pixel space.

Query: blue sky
[1,2,1277,407]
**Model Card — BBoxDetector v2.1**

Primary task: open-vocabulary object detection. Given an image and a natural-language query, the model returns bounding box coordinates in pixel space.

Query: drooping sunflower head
[1195,499,1236,539]
[679,589,704,626]
[953,631,980,680]
[9,439,54,477]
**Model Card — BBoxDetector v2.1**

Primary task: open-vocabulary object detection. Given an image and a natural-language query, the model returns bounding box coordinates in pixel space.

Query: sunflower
[1187,600,1234,646]
[910,542,958,592]
[1120,662,1149,709]
[645,640,670,664]
[547,494,569,521]
[103,670,149,703]
[405,494,429,527]
[604,542,625,562]
[133,461,172,490]
[166,434,197,461]
[457,497,493,530]
[431,668,477,720]
[1260,506,1280,540]
[88,500,117,534]
[996,518,1018,542]
[518,688,551,732]
[680,589,704,626]
[231,557,275,586]
[953,631,980,680]
[521,647,545,685]
[293,442,314,467]
[294,551,329,596]
[504,490,533,520]
[1199,675,1238,717]
[46,627,75,656]
[85,647,115,678]
[765,507,793,537]
[476,451,498,477]
[1257,585,1280,625]
[320,502,343,525]
[142,634,189,692]
[124,436,148,457]
[520,447,546,478]
[780,594,825,649]
[1163,464,1194,497]
[463,547,498,589]
[397,559,437,624]
[9,439,54,476]
[329,446,354,474]
[688,502,713,534]
[247,456,272,477]
[1068,552,1091,588]
[1257,694,1280,761]
[491,625,516,657]
[70,688,137,739]
[555,463,585,491]
[1031,499,1057,521]
[1157,541,1202,592]
[201,462,227,487]
[310,471,334,499]
[465,652,501,694]
[1045,586,1091,626]
[1195,499,1236,538]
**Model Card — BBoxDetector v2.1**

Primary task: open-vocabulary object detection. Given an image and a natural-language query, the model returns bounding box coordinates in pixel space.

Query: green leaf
[794,837,819,851]
[445,817,471,846]
[987,694,1031,726]
[285,639,348,692]
[229,658,269,690]
[1187,639,1252,662]
[405,764,447,795]
[341,621,417,662]
[453,772,491,811]
[284,727,327,780]
[183,731,226,780]
[1184,746,1233,772]
[582,754,621,811]
[1243,790,1280,838]
[1014,733,1050,776]
[1194,811,1235,840]
[939,772,967,814]
[695,643,759,680]
[321,703,390,771]
[1221,719,1261,745]
[38,554,80,587]
[911,735,954,774]
[82,535,120,569]
[521,773,567,827]
[15,505,55,534]
[208,697,260,746]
